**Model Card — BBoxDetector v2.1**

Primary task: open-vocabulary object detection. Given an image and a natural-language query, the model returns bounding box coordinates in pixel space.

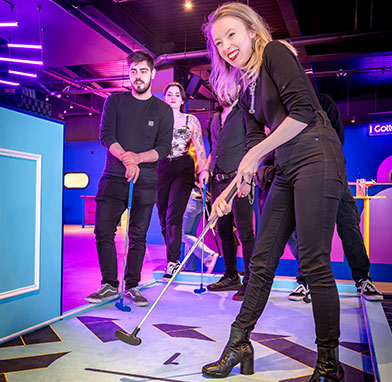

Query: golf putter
[115,182,238,346]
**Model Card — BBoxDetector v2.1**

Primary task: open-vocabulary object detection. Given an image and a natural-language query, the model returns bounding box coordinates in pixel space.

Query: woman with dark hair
[157,82,207,281]
[201,3,345,381]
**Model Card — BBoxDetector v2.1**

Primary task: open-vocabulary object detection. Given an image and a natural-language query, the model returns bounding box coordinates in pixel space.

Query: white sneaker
[357,279,383,301]
[288,284,307,301]
[163,261,180,281]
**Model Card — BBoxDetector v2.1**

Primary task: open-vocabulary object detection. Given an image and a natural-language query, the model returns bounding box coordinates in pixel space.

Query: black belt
[161,155,190,162]
[212,170,237,182]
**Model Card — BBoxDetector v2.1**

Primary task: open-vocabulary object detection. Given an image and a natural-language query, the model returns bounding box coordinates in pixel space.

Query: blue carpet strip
[85,367,191,381]
[251,332,374,382]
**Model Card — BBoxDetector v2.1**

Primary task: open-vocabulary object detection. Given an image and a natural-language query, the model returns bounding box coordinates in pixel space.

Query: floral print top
[168,115,193,159]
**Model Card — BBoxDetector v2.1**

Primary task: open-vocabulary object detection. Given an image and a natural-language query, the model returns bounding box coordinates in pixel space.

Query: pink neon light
[9,70,37,78]
[0,22,18,27]
[0,79,20,86]
[8,43,42,49]
[0,57,43,65]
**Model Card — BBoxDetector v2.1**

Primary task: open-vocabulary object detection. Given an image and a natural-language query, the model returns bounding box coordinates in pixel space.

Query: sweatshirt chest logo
[148,120,154,127]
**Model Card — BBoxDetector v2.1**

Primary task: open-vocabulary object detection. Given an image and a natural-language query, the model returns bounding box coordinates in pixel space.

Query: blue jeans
[182,191,216,271]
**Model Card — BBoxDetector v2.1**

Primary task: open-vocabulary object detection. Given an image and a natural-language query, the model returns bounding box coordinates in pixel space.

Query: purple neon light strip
[0,22,18,27]
[0,79,20,86]
[8,43,42,49]
[0,57,43,65]
[9,70,37,78]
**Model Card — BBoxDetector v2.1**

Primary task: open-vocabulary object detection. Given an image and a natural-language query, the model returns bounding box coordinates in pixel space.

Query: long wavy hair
[203,3,296,103]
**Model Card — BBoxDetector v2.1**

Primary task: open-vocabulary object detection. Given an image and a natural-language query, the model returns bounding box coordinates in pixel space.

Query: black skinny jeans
[211,177,255,285]
[157,155,195,263]
[94,175,156,289]
[235,122,345,348]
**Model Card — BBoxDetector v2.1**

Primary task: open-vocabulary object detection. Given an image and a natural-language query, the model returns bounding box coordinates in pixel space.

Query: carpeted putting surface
[0,281,374,381]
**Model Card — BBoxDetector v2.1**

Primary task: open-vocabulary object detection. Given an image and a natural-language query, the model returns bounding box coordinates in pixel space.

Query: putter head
[115,328,142,346]
[115,300,132,312]
[194,286,206,294]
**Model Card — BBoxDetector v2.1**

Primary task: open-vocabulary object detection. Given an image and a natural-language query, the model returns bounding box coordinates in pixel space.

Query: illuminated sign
[369,122,392,136]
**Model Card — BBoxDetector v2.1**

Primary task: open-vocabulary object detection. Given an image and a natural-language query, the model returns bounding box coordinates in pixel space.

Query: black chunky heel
[240,345,254,375]
[309,346,345,382]
[202,326,254,378]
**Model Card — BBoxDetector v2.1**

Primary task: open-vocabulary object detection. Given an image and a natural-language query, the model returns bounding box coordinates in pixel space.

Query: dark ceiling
[1,0,392,123]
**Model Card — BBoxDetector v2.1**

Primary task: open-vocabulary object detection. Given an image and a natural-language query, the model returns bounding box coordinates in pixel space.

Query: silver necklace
[248,81,256,114]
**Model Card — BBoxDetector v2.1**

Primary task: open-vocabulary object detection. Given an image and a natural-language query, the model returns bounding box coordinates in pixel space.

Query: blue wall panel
[0,104,64,341]
[0,156,37,293]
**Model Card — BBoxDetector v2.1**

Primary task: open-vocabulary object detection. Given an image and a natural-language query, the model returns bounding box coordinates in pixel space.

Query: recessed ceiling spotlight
[336,69,347,77]
[185,0,192,9]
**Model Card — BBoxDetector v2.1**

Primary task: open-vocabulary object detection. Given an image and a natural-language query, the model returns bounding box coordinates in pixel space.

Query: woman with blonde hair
[201,3,345,381]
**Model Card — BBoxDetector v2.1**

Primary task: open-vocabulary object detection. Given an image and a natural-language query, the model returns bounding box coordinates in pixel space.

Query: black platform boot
[202,325,254,378]
[309,346,345,382]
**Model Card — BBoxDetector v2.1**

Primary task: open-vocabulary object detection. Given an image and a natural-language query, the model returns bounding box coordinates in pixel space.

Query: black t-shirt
[100,92,173,181]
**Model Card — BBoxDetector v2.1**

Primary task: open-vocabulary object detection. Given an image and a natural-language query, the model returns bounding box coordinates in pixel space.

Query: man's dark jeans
[94,175,156,289]
[336,173,370,284]
[211,177,255,285]
[295,173,370,286]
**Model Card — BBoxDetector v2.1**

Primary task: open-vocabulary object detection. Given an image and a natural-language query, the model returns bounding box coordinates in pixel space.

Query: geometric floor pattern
[381,294,392,332]
[0,281,374,381]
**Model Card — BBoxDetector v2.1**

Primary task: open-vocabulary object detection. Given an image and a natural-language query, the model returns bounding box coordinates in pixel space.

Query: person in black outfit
[199,94,256,301]
[86,51,173,307]
[202,4,345,381]
[288,93,383,301]
[156,83,207,281]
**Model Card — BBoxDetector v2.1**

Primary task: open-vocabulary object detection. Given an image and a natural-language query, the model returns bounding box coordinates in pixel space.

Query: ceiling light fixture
[9,70,37,78]
[8,43,42,49]
[184,0,192,9]
[0,22,18,27]
[0,79,20,86]
[336,69,347,77]
[0,57,43,65]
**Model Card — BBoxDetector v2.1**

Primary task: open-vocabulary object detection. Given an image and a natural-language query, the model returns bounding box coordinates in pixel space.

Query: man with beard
[86,51,173,306]
[199,88,263,300]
